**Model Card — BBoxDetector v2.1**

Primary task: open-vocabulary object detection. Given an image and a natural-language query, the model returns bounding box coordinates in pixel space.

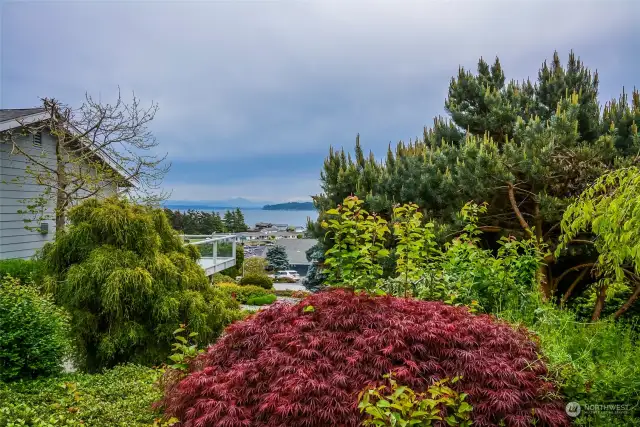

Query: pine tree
[223,210,234,232]
[304,244,326,292]
[266,245,289,271]
[233,208,249,232]
[313,50,640,308]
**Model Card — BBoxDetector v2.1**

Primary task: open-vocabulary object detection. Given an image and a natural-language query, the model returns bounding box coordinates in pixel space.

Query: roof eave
[0,112,136,187]
[0,112,50,132]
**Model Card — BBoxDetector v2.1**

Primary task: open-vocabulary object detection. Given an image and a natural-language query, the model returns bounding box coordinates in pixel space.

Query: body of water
[167,206,317,228]
[214,209,316,228]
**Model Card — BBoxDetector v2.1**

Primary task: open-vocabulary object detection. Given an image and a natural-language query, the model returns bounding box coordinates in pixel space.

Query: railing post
[213,241,218,266]
[231,236,236,262]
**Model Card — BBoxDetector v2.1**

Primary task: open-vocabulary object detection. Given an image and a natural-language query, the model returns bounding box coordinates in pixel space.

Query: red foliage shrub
[163,289,569,427]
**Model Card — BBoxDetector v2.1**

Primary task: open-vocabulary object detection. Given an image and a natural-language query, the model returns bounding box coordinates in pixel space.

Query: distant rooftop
[276,239,317,265]
[0,108,45,122]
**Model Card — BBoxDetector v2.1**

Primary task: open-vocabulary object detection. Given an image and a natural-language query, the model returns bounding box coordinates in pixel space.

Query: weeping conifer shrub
[42,197,240,372]
[162,290,570,427]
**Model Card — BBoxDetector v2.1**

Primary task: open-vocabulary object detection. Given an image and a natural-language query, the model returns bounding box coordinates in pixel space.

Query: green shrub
[0,365,164,426]
[245,294,277,306]
[239,274,273,289]
[242,257,267,276]
[41,197,240,372]
[212,273,235,284]
[520,306,640,426]
[0,259,41,284]
[0,276,69,382]
[215,283,273,304]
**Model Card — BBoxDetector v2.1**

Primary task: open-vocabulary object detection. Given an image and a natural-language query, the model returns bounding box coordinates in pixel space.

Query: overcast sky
[2,0,639,202]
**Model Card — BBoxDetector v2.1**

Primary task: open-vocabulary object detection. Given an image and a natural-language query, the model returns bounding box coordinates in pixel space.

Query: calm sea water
[209,209,317,228]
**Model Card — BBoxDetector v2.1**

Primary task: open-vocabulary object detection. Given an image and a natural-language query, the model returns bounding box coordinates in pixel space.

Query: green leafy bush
[41,197,239,372]
[242,257,267,276]
[211,273,235,284]
[239,274,273,289]
[245,294,277,306]
[321,196,390,290]
[0,276,69,382]
[0,365,164,426]
[215,283,273,304]
[358,374,472,427]
[0,259,41,284]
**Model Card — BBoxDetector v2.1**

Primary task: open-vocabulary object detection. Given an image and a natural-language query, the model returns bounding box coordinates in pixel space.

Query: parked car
[274,270,300,281]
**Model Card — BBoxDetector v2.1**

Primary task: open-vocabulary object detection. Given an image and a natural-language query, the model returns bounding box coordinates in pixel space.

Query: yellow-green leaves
[393,203,437,297]
[322,196,390,291]
[558,167,640,318]
[358,374,472,427]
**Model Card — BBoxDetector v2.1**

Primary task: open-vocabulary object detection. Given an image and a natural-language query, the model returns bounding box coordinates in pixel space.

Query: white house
[0,108,131,260]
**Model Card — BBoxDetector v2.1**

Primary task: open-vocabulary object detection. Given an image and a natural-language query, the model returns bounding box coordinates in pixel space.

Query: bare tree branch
[3,92,170,231]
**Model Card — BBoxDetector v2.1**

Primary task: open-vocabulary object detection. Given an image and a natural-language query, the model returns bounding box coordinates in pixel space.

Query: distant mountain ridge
[263,201,314,211]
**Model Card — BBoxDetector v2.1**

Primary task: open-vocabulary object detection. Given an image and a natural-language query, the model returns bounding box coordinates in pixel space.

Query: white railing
[181,234,237,276]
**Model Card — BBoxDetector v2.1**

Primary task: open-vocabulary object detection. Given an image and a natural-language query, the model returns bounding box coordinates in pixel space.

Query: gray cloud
[2,0,639,200]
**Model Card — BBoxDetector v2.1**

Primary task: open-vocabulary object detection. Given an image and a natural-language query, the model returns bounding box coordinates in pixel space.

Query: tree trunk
[561,266,590,305]
[591,284,608,321]
[55,136,67,232]
[507,183,552,299]
[538,264,551,300]
[614,281,640,319]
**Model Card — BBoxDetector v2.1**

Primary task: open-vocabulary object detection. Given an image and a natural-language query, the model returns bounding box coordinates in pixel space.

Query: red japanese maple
[163,289,569,427]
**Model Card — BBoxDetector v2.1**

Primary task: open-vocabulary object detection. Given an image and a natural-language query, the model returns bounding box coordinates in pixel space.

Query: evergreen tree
[223,210,234,232]
[232,208,249,232]
[266,245,289,271]
[314,50,640,309]
[304,244,326,292]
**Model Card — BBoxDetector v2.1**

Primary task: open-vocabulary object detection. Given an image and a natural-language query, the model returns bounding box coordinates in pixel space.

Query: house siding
[0,131,57,259]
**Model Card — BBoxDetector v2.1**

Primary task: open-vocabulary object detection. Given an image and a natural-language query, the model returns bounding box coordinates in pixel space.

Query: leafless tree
[2,90,170,231]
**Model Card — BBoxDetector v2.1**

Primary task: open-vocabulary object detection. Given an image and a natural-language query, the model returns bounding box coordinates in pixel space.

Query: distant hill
[263,202,315,211]
[164,198,272,209]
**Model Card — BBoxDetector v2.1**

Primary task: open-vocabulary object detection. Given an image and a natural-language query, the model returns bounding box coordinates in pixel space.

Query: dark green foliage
[41,197,239,372]
[163,208,248,234]
[314,50,640,306]
[239,274,273,289]
[215,283,274,304]
[224,208,249,232]
[265,245,289,271]
[245,294,277,306]
[0,365,163,426]
[0,276,69,382]
[303,243,326,292]
[0,259,41,284]
[164,208,224,234]
[445,51,600,143]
